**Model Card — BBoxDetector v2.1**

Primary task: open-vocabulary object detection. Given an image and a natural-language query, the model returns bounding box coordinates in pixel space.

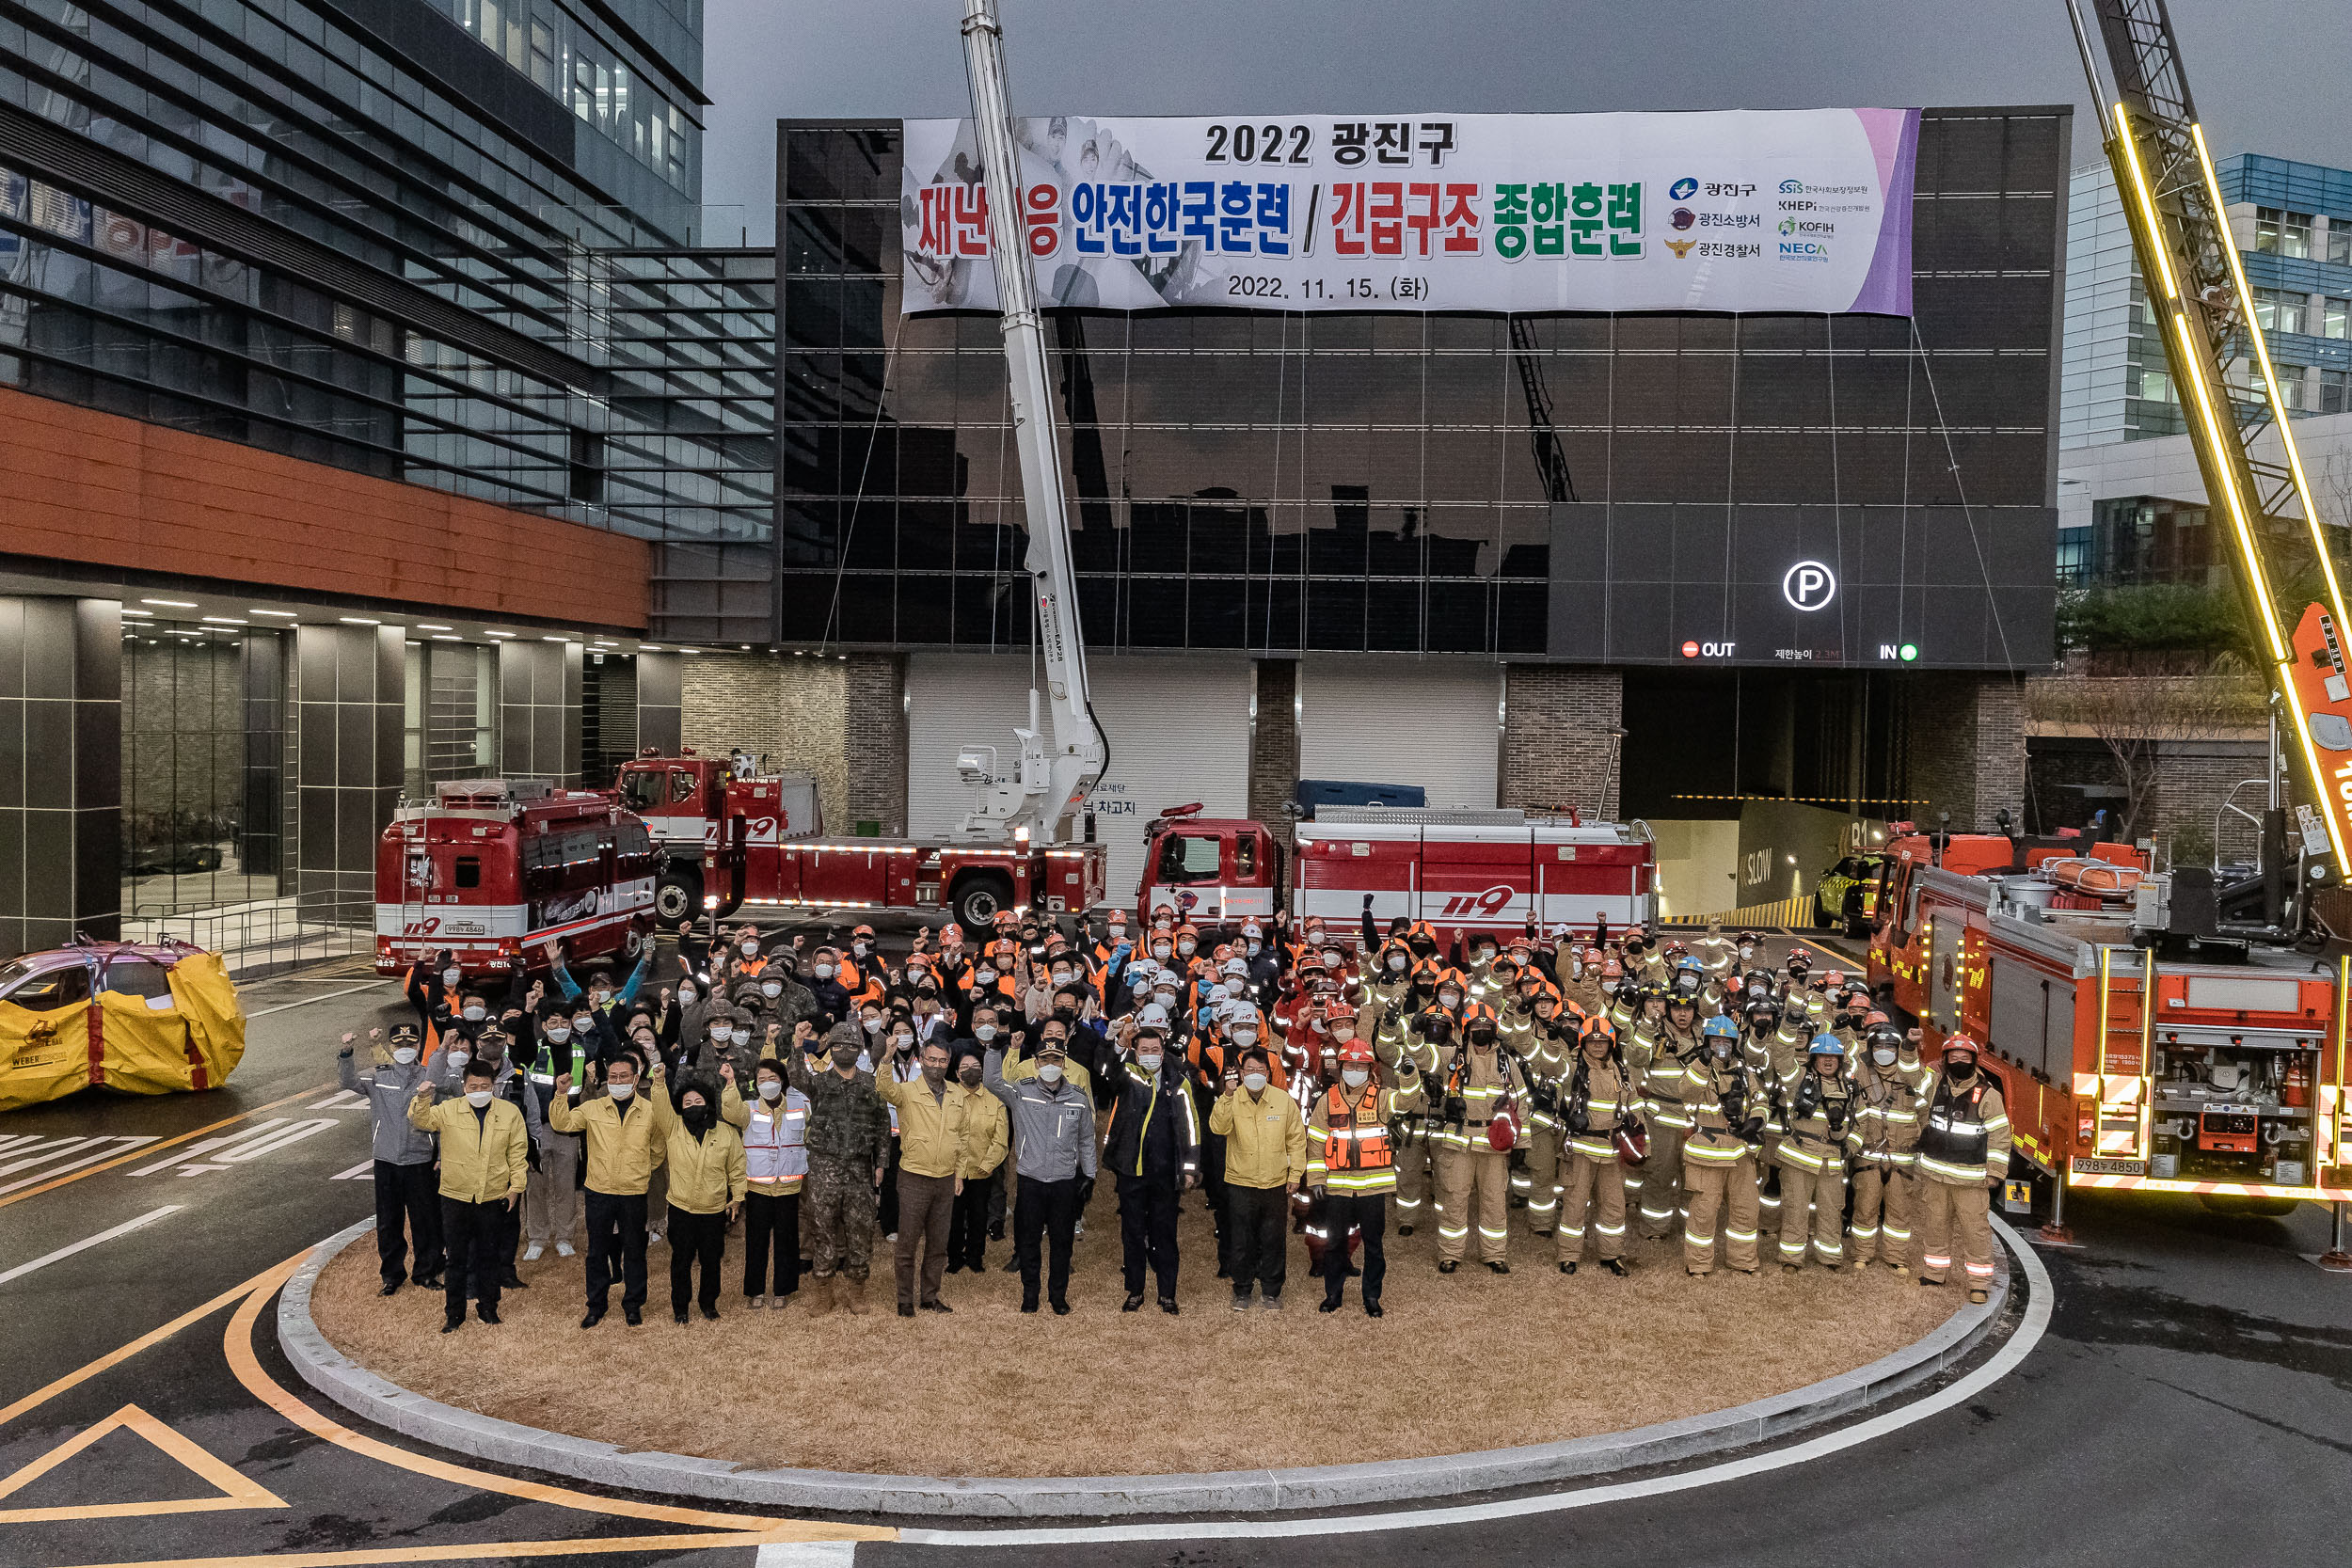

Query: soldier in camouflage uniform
[786,1021,891,1314]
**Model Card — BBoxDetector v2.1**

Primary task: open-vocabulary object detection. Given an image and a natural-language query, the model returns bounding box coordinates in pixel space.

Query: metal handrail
[2213,776,2269,872]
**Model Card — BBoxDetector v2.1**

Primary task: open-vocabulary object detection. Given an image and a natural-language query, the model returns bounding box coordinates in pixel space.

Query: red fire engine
[1141,803,1657,943]
[373,779,655,979]
[1867,828,2350,1214]
[612,750,1107,931]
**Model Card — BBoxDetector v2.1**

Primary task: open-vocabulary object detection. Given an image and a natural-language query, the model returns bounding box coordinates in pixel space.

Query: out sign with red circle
[1681,641,1699,658]
[1679,640,1736,658]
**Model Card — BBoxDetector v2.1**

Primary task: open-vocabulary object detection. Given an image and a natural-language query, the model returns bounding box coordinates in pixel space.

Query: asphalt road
[1,934,2346,1568]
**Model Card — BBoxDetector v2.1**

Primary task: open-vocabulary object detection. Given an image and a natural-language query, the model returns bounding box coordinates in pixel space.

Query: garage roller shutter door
[1297,658,1500,810]
[905,655,1253,899]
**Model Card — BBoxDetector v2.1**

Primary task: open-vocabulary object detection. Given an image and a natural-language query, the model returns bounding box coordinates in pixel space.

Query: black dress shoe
[921,1300,952,1312]
[1318,1299,1342,1313]
[700,1305,720,1322]
[476,1307,501,1325]
[1486,1260,1511,1275]
[1000,1255,1022,1272]
[674,1310,691,1324]
[1122,1292,1145,1312]
[946,1262,965,1275]
[988,1223,1005,1241]
[1020,1296,1040,1314]
[380,1281,402,1297]
[1364,1301,1384,1318]
[624,1307,644,1325]
[1051,1299,1072,1315]
[1438,1259,1458,1275]
[501,1271,527,1289]
[413,1273,443,1291]
[440,1317,464,1334]
[580,1309,606,1329]
[1158,1297,1179,1315]
[898,1303,915,1318]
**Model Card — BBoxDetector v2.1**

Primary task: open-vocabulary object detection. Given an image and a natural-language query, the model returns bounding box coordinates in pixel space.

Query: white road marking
[249,980,392,1017]
[0,1206,183,1285]
[899,1221,2054,1547]
[129,1122,289,1177]
[755,1545,859,1567]
[310,1090,368,1110]
[331,1160,375,1180]
[0,1135,161,1196]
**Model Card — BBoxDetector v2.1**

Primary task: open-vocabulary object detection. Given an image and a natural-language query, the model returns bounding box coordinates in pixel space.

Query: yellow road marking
[30,1528,826,1568]
[0,1402,286,1523]
[0,1259,296,1429]
[0,1082,338,1211]
[220,1248,894,1543]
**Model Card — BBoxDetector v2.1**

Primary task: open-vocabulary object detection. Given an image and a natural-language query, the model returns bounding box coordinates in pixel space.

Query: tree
[2025,657,2267,843]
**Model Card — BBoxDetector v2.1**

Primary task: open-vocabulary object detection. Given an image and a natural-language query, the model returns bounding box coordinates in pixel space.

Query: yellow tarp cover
[0,953,247,1111]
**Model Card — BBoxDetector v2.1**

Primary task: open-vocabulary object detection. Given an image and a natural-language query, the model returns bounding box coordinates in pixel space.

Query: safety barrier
[122,896,375,979]
[1660,895,1817,929]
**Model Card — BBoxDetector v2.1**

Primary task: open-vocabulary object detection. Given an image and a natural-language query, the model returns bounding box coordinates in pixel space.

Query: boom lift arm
[951,0,1107,845]
[2065,0,2351,892]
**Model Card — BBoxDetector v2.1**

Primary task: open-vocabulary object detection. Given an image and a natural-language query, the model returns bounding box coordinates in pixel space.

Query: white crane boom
[951,0,1106,845]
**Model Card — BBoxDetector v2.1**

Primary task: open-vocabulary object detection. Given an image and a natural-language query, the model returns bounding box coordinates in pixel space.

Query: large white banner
[899,109,1918,317]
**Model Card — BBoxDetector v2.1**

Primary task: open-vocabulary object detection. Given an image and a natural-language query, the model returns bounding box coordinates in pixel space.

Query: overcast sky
[696,0,2347,245]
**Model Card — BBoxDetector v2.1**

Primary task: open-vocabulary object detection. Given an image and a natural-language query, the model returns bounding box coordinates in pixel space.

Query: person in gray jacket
[340,1023,445,1295]
[983,1037,1098,1314]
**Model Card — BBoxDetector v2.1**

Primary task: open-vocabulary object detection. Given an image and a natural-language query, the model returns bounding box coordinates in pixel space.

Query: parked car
[0,938,246,1111]
[1813,853,1884,937]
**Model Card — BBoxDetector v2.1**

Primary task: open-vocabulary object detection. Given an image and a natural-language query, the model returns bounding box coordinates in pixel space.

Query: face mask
[572,1016,594,1034]
[852,942,869,957]
[1223,978,1244,996]
[758,1079,783,1101]
[975,1024,998,1042]
[1242,1071,1268,1093]
[1438,990,1460,1009]
[1154,990,1178,1008]
[681,1098,707,1117]
[1246,940,1262,956]
[863,1016,883,1034]
[1177,940,1197,957]
[1108,926,1127,941]
[1711,1040,1734,1058]
[392,1046,420,1066]
[977,968,998,984]
[1038,1061,1064,1084]
[814,963,835,981]
[1342,1068,1369,1088]
[446,1050,470,1069]
[590,989,611,1005]
[1470,1031,1496,1050]
[1946,1058,1976,1080]
[1051,970,1072,987]
[856,1051,873,1072]
[1740,944,1755,958]
[462,1006,485,1022]
[740,942,760,957]
[1323,951,1344,969]
[546,1026,571,1044]
[733,1027,753,1046]
[1388,955,1407,974]
[959,1066,982,1086]
[1152,942,1174,961]
[678,988,696,1006]
[441,967,461,986]
[761,981,782,998]
[609,1082,636,1101]
[1310,1017,1329,1034]
[1873,1047,1897,1068]
[1136,1052,1164,1073]
[465,1089,493,1108]
[832,1048,861,1069]
[892,1032,914,1050]
[1232,1027,1259,1047]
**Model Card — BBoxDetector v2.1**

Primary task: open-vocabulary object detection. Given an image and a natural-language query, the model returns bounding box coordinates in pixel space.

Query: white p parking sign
[1782,560,1836,611]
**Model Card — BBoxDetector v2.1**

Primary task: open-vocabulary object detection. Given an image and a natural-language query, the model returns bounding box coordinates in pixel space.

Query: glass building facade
[0,0,749,542]
[776,109,2065,666]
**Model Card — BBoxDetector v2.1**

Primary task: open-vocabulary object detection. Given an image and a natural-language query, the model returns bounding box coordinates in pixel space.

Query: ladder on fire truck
[951,0,1108,847]
[2065,0,2350,905]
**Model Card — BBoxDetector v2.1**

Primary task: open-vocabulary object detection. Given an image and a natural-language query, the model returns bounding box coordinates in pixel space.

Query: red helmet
[1338,1039,1375,1066]
[1941,1033,1981,1059]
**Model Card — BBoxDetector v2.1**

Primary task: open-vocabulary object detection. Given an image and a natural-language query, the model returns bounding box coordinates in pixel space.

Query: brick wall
[1501,666,1624,817]
[1903,674,2026,832]
[1248,659,1299,845]
[844,655,908,835]
[0,386,647,629]
[679,652,853,832]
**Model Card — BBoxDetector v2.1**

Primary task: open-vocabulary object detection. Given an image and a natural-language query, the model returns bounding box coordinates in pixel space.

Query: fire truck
[611,748,1107,931]
[1140,803,1658,943]
[1868,824,2349,1214]
[373,778,655,979]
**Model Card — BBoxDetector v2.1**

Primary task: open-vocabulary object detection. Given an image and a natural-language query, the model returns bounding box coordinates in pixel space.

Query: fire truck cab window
[1234,835,1257,879]
[621,769,663,814]
[453,856,481,889]
[670,769,699,804]
[1158,834,1222,883]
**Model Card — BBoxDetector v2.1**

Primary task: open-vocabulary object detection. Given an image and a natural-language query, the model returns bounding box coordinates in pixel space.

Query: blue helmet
[1808,1033,1847,1056]
[1701,1015,1740,1039]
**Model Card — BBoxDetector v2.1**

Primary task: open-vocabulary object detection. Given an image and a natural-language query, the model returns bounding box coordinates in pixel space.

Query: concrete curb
[279,1218,2014,1518]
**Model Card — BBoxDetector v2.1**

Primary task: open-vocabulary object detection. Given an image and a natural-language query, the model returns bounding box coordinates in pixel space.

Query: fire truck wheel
[655,869,702,924]
[951,871,1015,930]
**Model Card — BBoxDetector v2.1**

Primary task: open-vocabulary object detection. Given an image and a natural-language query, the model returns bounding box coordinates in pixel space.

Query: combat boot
[804,1275,833,1318]
[840,1274,871,1315]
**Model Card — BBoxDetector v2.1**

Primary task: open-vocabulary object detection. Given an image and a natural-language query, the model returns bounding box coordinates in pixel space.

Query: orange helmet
[850,923,876,940]
[1338,1039,1375,1066]
[1579,1014,1619,1045]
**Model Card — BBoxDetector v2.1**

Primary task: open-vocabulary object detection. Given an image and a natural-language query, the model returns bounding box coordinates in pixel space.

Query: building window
[2253,287,2306,337]
[2323,370,2349,416]
[2137,367,2175,404]
[2325,297,2349,341]
[530,19,556,94]
[122,624,281,914]
[2054,528,2092,587]
[2328,222,2351,267]
[2087,497,2212,588]
[2256,208,2312,259]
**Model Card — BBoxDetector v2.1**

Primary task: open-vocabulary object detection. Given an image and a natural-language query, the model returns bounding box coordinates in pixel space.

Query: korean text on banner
[900,109,1918,317]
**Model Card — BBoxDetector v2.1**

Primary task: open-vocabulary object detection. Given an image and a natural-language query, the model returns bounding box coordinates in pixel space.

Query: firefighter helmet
[1808,1034,1846,1057]
[1701,1014,1740,1038]
[1941,1033,1981,1060]
[1579,1014,1617,1045]
[1338,1039,1375,1066]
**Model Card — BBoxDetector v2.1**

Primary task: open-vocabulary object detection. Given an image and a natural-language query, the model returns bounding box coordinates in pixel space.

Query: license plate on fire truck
[2071,1157,2148,1177]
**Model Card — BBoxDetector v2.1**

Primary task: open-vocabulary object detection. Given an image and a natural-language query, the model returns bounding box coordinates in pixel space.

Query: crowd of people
[343,904,2010,1335]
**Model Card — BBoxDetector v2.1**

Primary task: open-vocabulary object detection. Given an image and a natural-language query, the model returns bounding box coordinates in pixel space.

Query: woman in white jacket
[726,1054,811,1309]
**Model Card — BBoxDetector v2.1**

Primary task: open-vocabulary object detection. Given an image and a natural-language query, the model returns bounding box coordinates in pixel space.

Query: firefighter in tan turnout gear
[1555,1014,1638,1275]
[1910,1034,2010,1304]
[1773,1035,1855,1272]
[1630,987,1705,1239]
[1429,1007,1526,1273]
[1848,1019,1925,1271]
[1680,1015,1766,1275]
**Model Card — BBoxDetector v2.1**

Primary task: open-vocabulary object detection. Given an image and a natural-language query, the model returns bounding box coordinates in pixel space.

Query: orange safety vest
[1320,1083,1393,1171]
